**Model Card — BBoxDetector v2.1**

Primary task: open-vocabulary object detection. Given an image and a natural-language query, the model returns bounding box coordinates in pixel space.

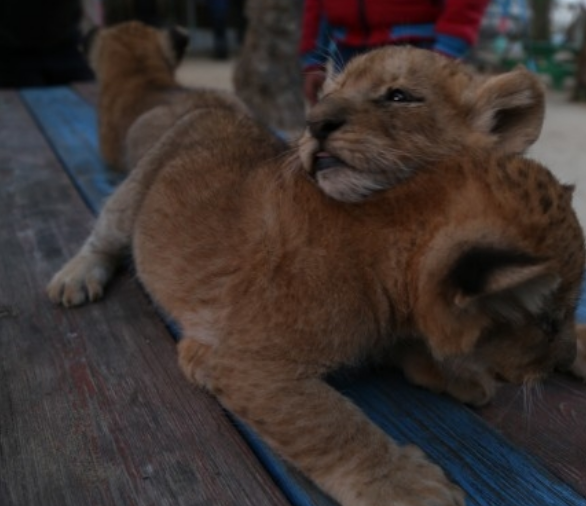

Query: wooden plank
[335,372,586,506]
[20,85,586,506]
[479,375,586,497]
[0,90,290,506]
[19,87,123,214]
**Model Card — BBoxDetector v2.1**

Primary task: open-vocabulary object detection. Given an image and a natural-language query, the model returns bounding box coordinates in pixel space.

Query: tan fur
[47,103,585,505]
[300,46,545,202]
[88,21,249,171]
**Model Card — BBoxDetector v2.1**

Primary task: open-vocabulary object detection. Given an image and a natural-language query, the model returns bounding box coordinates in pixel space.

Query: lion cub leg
[393,342,496,406]
[179,345,464,506]
[570,324,586,379]
[47,158,159,306]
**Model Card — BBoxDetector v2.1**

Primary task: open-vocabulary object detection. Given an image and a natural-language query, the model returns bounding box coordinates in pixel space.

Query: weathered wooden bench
[1,84,586,506]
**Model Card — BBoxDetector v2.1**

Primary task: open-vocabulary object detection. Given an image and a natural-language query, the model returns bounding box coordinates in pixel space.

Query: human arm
[434,0,491,58]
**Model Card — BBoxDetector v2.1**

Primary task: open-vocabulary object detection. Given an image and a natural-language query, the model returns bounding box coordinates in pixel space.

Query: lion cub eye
[380,88,421,104]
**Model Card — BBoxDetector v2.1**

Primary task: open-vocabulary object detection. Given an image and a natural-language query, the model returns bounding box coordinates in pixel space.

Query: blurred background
[5,0,583,222]
[81,0,586,95]
[76,0,586,227]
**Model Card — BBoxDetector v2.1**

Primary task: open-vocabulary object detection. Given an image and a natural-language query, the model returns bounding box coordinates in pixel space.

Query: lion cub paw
[373,445,465,506]
[47,253,115,307]
[401,351,495,407]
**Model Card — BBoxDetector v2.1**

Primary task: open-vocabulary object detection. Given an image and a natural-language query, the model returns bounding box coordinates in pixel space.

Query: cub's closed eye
[383,88,420,103]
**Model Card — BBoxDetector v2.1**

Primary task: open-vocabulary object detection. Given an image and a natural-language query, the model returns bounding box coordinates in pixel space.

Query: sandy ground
[177,56,586,228]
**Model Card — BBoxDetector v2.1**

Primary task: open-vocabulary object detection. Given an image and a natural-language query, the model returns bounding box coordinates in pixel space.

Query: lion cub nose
[307,117,346,141]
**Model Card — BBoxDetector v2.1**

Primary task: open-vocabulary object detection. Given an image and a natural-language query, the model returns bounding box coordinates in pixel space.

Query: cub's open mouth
[311,152,348,176]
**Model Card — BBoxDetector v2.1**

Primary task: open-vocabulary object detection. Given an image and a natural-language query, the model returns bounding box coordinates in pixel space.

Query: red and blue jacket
[300,0,491,70]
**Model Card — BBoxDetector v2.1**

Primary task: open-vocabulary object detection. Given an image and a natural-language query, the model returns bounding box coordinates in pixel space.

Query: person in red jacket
[300,0,491,103]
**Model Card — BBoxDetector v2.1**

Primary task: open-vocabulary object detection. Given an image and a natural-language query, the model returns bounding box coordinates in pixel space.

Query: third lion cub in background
[86,21,249,171]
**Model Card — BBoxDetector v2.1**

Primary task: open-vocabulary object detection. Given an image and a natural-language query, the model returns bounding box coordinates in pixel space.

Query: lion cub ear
[471,66,545,154]
[424,246,559,358]
[450,246,559,319]
[159,26,190,67]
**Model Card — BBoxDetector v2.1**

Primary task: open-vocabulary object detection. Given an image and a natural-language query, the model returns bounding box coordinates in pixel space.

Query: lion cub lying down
[48,102,585,504]
[87,20,248,171]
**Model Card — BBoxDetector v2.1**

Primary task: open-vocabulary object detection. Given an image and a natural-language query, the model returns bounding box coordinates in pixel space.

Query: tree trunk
[530,0,552,41]
[233,0,305,133]
[572,8,586,102]
[568,6,586,102]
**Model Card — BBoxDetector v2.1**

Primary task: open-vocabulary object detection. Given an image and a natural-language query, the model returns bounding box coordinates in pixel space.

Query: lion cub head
[299,46,545,202]
[85,21,189,82]
[407,155,584,388]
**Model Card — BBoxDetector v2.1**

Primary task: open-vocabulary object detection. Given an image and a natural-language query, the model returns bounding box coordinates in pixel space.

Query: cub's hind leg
[47,154,163,306]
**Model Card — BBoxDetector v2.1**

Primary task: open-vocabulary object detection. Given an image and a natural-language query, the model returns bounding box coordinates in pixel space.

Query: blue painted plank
[28,86,586,506]
[233,418,338,506]
[577,282,586,323]
[19,87,123,215]
[336,373,586,506]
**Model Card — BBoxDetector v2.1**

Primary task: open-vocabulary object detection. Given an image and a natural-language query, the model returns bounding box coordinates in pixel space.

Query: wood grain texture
[479,374,586,497]
[19,87,123,213]
[0,90,290,506]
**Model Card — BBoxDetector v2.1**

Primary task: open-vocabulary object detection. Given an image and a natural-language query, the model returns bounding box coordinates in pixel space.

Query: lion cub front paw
[393,446,465,506]
[47,253,115,307]
[400,350,495,407]
[375,446,465,506]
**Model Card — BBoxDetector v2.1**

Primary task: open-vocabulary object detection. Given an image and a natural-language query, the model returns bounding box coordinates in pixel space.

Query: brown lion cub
[299,46,545,202]
[48,104,585,506]
[87,21,248,171]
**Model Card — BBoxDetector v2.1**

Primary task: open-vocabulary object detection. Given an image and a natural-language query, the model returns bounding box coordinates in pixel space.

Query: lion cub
[87,21,248,171]
[48,102,585,505]
[299,46,545,202]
